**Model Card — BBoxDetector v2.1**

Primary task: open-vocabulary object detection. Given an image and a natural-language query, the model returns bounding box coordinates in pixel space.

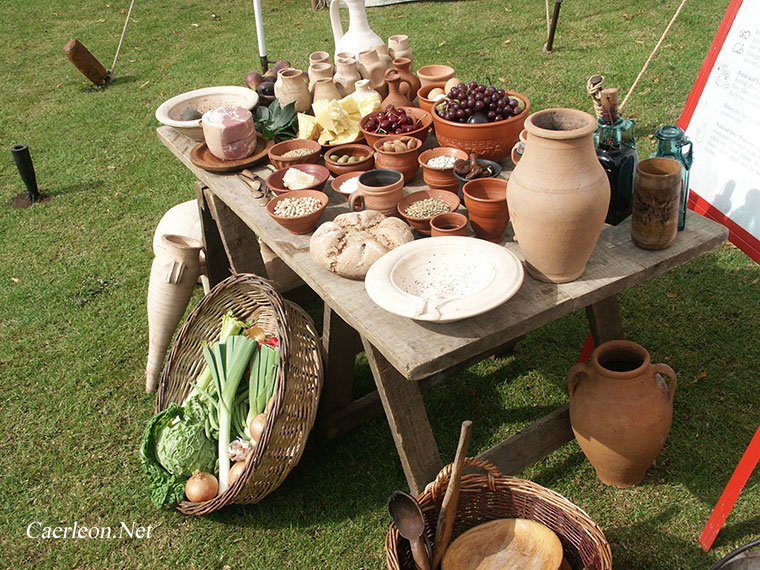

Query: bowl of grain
[268,138,322,170]
[397,189,461,235]
[266,189,329,234]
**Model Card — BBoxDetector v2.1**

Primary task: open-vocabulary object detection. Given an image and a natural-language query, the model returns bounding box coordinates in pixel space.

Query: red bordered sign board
[679,0,760,262]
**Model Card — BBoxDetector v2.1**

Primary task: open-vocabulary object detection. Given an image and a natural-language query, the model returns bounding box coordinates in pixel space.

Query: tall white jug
[330,0,383,61]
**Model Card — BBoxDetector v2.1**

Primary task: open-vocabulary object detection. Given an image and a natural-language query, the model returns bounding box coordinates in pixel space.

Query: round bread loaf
[310,211,414,279]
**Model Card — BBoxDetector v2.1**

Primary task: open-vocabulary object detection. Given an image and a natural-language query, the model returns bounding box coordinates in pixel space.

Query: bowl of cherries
[431,81,530,161]
[360,105,433,148]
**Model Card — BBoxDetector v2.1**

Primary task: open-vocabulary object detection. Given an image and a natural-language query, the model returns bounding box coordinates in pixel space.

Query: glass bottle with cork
[650,125,693,230]
[594,87,639,225]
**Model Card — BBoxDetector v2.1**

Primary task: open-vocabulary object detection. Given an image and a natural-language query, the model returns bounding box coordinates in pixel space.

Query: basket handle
[429,457,503,500]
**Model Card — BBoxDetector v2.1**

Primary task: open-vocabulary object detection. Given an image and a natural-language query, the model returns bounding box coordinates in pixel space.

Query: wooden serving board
[190,137,274,172]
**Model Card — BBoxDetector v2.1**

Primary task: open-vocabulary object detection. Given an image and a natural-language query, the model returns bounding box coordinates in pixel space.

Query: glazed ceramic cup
[631,157,682,250]
[430,212,469,237]
[349,169,404,216]
[462,178,509,242]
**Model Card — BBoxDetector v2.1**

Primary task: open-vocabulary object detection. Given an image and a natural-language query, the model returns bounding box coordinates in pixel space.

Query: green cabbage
[155,397,216,478]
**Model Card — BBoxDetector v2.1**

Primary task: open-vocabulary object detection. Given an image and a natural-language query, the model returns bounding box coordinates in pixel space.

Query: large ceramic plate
[365,236,524,322]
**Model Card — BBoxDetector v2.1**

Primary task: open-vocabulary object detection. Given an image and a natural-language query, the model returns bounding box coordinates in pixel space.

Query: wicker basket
[385,458,612,570]
[156,273,323,515]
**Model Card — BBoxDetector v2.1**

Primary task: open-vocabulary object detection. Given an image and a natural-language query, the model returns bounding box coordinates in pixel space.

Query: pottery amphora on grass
[568,340,677,488]
[507,108,609,283]
[631,157,682,250]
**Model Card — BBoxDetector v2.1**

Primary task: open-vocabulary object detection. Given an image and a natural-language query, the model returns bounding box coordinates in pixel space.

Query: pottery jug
[274,68,311,113]
[568,340,677,488]
[507,108,609,283]
[312,78,341,104]
[388,34,412,64]
[351,79,382,113]
[145,234,203,393]
[334,56,361,96]
[357,48,388,97]
[392,57,421,101]
[309,50,332,69]
[381,68,414,108]
[373,43,394,71]
[349,169,404,216]
[330,0,384,60]
[308,62,334,93]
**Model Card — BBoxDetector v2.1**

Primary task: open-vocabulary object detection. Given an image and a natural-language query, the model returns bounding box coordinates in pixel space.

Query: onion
[185,470,218,502]
[248,412,268,443]
[228,461,247,487]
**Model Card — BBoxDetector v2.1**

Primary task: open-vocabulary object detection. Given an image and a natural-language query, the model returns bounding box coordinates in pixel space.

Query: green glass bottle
[650,125,693,230]
[594,88,639,225]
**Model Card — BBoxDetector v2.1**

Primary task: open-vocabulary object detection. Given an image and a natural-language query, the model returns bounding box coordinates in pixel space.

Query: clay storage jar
[567,340,677,488]
[462,178,509,242]
[631,157,682,250]
[274,68,311,113]
[507,108,609,283]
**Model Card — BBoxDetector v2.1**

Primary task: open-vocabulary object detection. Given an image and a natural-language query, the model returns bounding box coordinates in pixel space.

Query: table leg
[195,182,231,288]
[363,338,442,495]
[585,295,626,344]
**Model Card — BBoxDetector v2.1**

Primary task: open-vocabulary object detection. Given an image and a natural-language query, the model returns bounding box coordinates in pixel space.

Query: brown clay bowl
[268,138,322,170]
[373,135,422,184]
[266,189,328,234]
[418,147,469,193]
[360,106,433,149]
[462,177,509,242]
[267,163,330,196]
[417,84,446,114]
[397,188,461,235]
[330,171,363,201]
[432,90,531,161]
[416,64,455,88]
[430,212,469,237]
[323,143,375,176]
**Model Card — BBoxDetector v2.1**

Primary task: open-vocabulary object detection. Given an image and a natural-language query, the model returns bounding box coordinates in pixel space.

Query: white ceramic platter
[365,236,524,323]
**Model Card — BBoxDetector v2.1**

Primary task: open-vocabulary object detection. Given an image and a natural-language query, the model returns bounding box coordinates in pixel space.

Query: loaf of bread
[310,211,414,279]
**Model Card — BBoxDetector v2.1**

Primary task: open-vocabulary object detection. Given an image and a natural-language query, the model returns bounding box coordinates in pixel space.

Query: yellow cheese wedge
[297,113,320,140]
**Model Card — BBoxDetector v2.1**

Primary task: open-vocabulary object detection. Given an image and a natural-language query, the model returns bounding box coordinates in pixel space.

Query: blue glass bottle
[650,125,693,230]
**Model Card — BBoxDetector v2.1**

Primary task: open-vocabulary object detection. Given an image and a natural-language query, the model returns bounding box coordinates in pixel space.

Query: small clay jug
[308,62,334,93]
[392,57,420,101]
[462,178,509,242]
[381,69,414,108]
[312,78,341,104]
[631,157,682,250]
[373,135,421,184]
[568,340,677,488]
[145,234,203,393]
[309,50,331,69]
[373,43,394,71]
[274,67,311,113]
[357,48,388,97]
[334,56,361,96]
[350,169,404,216]
[388,34,412,64]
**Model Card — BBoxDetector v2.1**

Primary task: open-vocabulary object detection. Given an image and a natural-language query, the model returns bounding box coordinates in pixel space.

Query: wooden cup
[631,157,682,250]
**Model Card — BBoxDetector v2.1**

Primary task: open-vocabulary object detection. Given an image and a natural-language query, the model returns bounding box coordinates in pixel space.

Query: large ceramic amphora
[567,340,677,488]
[507,108,609,283]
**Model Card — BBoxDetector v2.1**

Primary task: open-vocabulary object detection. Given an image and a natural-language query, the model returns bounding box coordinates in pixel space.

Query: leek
[202,334,257,495]
[245,343,279,436]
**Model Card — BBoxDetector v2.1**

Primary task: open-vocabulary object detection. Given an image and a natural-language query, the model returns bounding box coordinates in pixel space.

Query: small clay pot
[360,106,433,148]
[373,135,421,184]
[418,147,468,193]
[268,138,322,170]
[453,158,503,199]
[462,178,509,242]
[397,188,460,235]
[309,50,331,68]
[331,171,362,201]
[266,164,330,196]
[416,64,455,88]
[324,143,375,176]
[350,169,404,216]
[266,189,328,234]
[430,212,469,237]
[308,62,334,93]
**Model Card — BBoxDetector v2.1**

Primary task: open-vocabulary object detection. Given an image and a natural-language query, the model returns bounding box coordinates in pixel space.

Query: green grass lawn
[1,0,758,568]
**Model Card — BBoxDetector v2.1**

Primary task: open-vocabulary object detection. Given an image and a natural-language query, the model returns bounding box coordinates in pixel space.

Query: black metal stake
[544,0,564,54]
[260,55,269,74]
[11,144,40,203]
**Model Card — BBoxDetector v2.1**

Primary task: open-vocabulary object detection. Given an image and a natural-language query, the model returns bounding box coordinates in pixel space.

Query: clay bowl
[462,177,509,242]
[268,138,322,170]
[323,143,375,176]
[416,64,455,88]
[266,189,328,235]
[454,159,503,197]
[418,147,469,193]
[430,212,469,237]
[432,91,531,161]
[360,106,433,149]
[331,171,362,201]
[267,163,330,196]
[373,135,422,184]
[397,188,461,235]
[417,84,446,114]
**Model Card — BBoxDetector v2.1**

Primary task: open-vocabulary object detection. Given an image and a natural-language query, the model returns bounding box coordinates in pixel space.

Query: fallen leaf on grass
[10,277,20,283]
[139,80,150,89]
[107,165,116,170]
[191,23,199,27]
[752,277,758,285]
[438,41,447,47]
[694,371,707,382]
[666,292,678,298]
[635,40,645,45]
[504,39,511,44]
[95,18,105,23]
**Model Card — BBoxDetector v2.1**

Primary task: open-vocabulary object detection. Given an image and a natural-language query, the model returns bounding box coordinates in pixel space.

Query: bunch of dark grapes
[363,106,420,135]
[435,81,525,123]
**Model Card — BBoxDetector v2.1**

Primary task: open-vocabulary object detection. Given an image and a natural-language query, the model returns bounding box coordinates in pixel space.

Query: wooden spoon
[432,420,473,570]
[388,490,431,570]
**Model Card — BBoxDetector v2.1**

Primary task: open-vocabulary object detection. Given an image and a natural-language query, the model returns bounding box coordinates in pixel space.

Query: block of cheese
[201,106,258,161]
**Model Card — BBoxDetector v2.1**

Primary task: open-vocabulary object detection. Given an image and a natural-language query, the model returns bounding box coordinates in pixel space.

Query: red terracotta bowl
[418,147,469,193]
[416,64,455,88]
[462,177,509,242]
[330,171,362,201]
[266,189,328,234]
[268,138,322,170]
[373,135,422,184]
[397,188,461,235]
[417,84,446,115]
[323,143,375,177]
[360,106,433,149]
[267,164,330,196]
[432,91,531,161]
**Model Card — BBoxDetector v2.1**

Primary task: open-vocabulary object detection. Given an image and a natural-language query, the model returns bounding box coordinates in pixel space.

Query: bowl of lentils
[418,147,469,193]
[268,138,322,170]
[397,188,461,235]
[266,189,329,234]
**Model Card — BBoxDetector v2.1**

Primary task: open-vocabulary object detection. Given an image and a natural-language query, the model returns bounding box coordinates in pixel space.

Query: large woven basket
[156,273,323,515]
[385,458,612,570]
